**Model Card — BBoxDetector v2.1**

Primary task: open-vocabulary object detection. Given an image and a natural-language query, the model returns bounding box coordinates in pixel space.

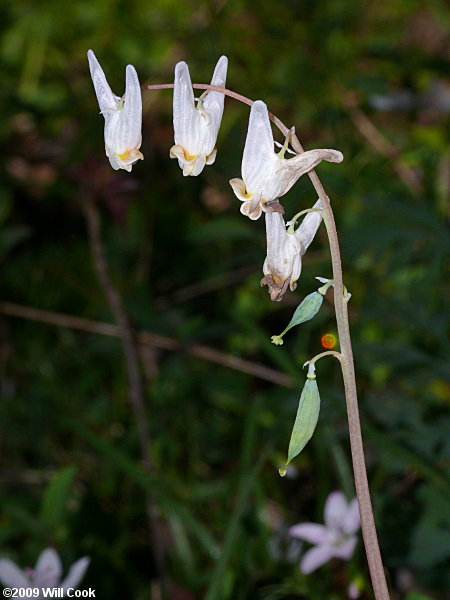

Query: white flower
[87,49,143,172]
[0,548,89,599]
[229,101,343,220]
[289,491,360,574]
[261,199,323,301]
[170,56,228,176]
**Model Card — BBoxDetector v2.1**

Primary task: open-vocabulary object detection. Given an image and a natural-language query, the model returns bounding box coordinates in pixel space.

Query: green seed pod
[279,372,321,476]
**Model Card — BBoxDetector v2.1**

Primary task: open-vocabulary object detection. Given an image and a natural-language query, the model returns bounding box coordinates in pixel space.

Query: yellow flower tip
[116,149,131,161]
[184,149,198,162]
[229,178,252,200]
[170,144,198,164]
[116,148,144,163]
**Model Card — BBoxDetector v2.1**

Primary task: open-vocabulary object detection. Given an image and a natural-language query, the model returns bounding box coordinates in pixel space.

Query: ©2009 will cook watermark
[2,588,96,598]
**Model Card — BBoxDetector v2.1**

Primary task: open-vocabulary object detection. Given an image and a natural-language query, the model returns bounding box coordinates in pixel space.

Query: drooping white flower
[289,491,360,574]
[0,548,89,599]
[261,199,323,301]
[87,49,143,172]
[170,56,228,176]
[230,101,343,220]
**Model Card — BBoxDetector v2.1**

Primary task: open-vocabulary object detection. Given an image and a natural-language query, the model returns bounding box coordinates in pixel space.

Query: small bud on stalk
[271,291,324,345]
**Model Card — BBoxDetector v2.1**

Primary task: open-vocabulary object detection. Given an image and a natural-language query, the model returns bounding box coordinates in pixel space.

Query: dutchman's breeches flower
[88,50,143,172]
[262,200,323,301]
[170,56,228,176]
[230,101,343,220]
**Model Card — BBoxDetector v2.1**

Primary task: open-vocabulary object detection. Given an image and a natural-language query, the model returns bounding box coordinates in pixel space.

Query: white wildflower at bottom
[261,199,323,301]
[289,491,360,574]
[0,548,89,598]
[348,581,362,599]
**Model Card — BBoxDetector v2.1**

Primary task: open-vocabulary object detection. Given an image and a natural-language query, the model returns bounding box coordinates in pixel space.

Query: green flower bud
[279,370,321,476]
[286,291,323,329]
[271,291,323,345]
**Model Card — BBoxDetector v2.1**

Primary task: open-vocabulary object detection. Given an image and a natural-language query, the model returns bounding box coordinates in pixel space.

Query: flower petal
[120,64,142,152]
[169,144,187,162]
[187,154,206,177]
[324,491,348,530]
[261,211,302,300]
[60,557,90,593]
[240,197,262,220]
[343,498,360,534]
[332,536,358,560]
[260,273,290,301]
[229,178,251,202]
[106,150,122,171]
[87,50,119,114]
[300,544,333,574]
[34,549,62,588]
[210,55,228,88]
[242,101,276,193]
[289,252,302,291]
[273,149,343,199]
[296,199,323,251]
[348,582,361,599]
[173,61,198,150]
[202,56,228,140]
[0,559,30,588]
[289,523,329,544]
[205,148,217,165]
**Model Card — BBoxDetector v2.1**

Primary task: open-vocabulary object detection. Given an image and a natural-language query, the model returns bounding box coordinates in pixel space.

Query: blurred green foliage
[0,0,449,598]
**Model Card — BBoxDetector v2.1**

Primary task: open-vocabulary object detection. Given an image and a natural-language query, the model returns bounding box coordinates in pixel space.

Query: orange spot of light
[321,333,337,349]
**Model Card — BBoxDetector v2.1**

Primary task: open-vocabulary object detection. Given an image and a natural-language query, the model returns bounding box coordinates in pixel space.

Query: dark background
[0,0,449,598]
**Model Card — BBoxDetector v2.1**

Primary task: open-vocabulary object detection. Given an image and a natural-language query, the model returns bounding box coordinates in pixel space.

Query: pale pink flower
[0,549,89,599]
[289,491,360,574]
[348,581,361,599]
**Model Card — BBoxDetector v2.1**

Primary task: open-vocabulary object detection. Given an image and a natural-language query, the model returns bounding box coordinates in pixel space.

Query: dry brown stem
[0,302,294,388]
